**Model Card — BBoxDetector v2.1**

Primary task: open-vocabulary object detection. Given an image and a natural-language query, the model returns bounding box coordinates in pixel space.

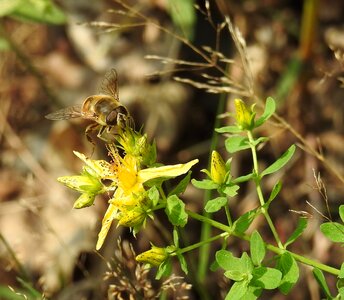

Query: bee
[45,69,133,144]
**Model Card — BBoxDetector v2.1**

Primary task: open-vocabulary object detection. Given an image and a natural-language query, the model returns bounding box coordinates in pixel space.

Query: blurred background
[0,0,344,299]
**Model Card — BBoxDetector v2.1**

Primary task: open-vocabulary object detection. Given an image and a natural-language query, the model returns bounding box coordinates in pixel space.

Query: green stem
[177,232,229,255]
[247,131,284,249]
[186,210,340,276]
[224,205,232,226]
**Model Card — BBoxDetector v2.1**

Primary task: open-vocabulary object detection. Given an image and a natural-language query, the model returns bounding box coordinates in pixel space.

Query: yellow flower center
[117,155,140,193]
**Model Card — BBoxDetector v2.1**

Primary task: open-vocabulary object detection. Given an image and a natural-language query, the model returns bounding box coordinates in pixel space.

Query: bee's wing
[45,104,82,120]
[100,69,119,100]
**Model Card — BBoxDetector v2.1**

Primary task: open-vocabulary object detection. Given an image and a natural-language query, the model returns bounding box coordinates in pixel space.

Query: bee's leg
[97,125,112,143]
[85,123,99,156]
[120,113,135,130]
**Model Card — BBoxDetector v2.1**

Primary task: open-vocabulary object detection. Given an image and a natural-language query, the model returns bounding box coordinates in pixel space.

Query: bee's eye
[106,110,118,125]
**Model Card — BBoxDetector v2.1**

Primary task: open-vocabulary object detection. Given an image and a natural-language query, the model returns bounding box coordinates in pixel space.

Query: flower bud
[118,207,146,228]
[73,193,95,209]
[210,151,227,184]
[136,246,168,266]
[58,174,103,194]
[234,99,254,130]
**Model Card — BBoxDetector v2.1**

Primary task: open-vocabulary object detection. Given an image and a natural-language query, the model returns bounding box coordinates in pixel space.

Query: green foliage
[156,258,172,280]
[255,97,276,127]
[277,252,299,294]
[313,268,334,299]
[284,218,308,248]
[165,195,188,227]
[320,222,344,243]
[148,186,160,206]
[233,208,259,234]
[250,231,266,266]
[177,253,188,275]
[0,0,66,24]
[339,205,344,223]
[168,172,192,197]
[261,145,296,177]
[217,249,283,298]
[191,178,218,190]
[56,93,342,299]
[205,196,227,213]
[225,135,251,153]
[267,181,282,204]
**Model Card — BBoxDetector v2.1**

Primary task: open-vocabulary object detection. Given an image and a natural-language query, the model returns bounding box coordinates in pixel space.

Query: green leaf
[225,136,251,153]
[165,195,188,227]
[320,222,344,243]
[173,227,179,247]
[277,252,299,294]
[224,269,247,281]
[156,259,172,280]
[284,218,308,248]
[216,250,238,271]
[223,184,240,197]
[10,0,66,24]
[225,280,249,300]
[250,231,266,266]
[216,125,242,134]
[339,287,344,300]
[216,250,253,274]
[339,205,344,223]
[339,263,344,279]
[251,267,282,289]
[261,145,296,177]
[255,97,276,127]
[232,173,254,184]
[177,253,188,275]
[205,196,227,213]
[313,268,333,299]
[233,208,259,234]
[241,285,262,300]
[251,136,268,147]
[148,186,159,206]
[267,181,282,204]
[337,277,344,291]
[191,179,218,190]
[168,172,192,197]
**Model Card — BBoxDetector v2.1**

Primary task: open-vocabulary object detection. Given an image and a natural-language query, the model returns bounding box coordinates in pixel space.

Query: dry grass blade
[174,76,252,96]
[145,55,211,68]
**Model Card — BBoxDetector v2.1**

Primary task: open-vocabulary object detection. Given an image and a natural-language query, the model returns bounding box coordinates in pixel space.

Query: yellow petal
[234,99,252,129]
[138,159,199,183]
[73,151,113,178]
[210,151,226,184]
[57,175,101,193]
[96,204,118,250]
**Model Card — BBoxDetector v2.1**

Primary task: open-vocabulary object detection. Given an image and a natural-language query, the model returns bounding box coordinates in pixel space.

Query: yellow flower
[210,150,227,184]
[96,157,199,250]
[136,245,168,266]
[73,151,114,179]
[234,99,255,130]
[115,128,156,167]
